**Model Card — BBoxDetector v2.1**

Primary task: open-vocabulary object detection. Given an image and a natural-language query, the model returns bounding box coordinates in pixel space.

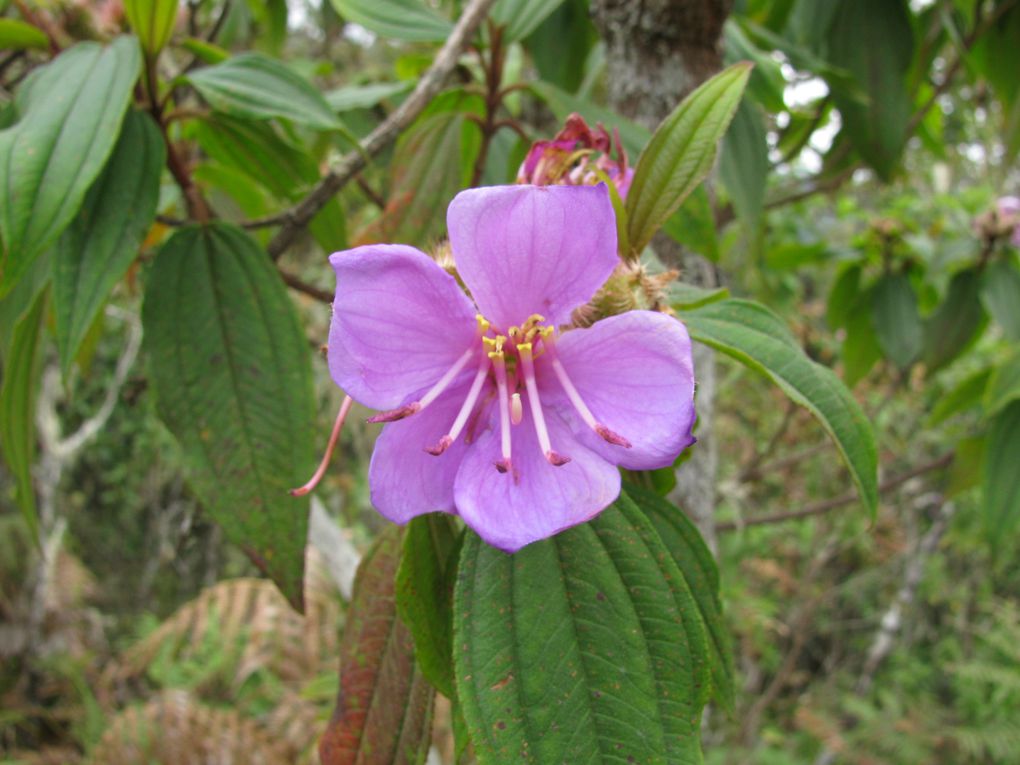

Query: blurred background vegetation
[1,0,1019,762]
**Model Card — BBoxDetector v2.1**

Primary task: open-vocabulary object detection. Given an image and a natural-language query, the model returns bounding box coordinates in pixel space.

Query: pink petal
[446,185,618,330]
[539,310,696,470]
[453,405,620,552]
[329,245,478,410]
[368,382,484,524]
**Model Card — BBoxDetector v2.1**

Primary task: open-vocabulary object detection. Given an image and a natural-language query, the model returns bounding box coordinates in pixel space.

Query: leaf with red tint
[320,526,435,765]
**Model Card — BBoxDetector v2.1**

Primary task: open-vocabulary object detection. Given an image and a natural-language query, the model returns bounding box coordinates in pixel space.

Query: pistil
[518,343,571,466]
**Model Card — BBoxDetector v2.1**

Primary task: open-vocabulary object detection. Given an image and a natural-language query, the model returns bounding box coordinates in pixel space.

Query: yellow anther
[487,351,504,361]
[475,314,491,333]
[538,326,554,339]
[517,342,533,355]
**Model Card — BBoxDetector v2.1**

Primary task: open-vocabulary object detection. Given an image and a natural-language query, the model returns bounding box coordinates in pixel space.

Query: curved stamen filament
[491,348,513,473]
[290,395,354,497]
[543,332,631,448]
[426,355,491,456]
[368,345,475,423]
[518,343,570,466]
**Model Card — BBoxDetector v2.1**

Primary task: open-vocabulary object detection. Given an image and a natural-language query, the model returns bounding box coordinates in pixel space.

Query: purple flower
[327,184,695,552]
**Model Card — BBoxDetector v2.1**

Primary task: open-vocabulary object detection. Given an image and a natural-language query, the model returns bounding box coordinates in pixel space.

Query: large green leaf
[923,267,988,374]
[842,293,882,386]
[395,513,460,699]
[53,110,164,378]
[626,63,752,256]
[929,367,991,426]
[329,0,452,42]
[626,484,735,711]
[0,37,140,299]
[454,494,709,764]
[0,18,49,50]
[870,272,922,368]
[662,186,720,262]
[980,257,1020,341]
[0,250,51,357]
[719,98,768,227]
[124,0,178,53]
[142,223,315,610]
[0,290,46,541]
[187,53,342,131]
[982,400,1020,548]
[680,298,878,515]
[325,81,413,112]
[826,0,913,180]
[491,0,567,41]
[320,527,435,765]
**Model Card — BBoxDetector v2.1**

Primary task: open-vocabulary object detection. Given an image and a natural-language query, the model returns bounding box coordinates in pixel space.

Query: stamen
[510,393,523,425]
[543,332,632,449]
[290,395,354,497]
[491,349,513,473]
[518,343,571,466]
[425,356,491,456]
[366,345,475,423]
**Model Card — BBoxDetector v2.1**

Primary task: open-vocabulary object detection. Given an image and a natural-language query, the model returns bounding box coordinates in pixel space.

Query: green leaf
[53,110,164,378]
[491,0,567,41]
[142,223,315,610]
[946,435,983,498]
[179,36,230,64]
[929,367,992,426]
[984,352,1020,418]
[982,401,1020,547]
[454,494,709,764]
[626,484,735,712]
[843,293,882,386]
[0,249,51,357]
[870,273,922,368]
[194,115,347,251]
[395,513,460,699]
[680,298,878,516]
[827,0,913,180]
[0,37,141,299]
[661,185,720,262]
[669,282,729,310]
[0,18,49,50]
[187,53,342,131]
[0,290,46,541]
[826,263,861,329]
[328,0,452,42]
[124,0,178,54]
[923,267,988,374]
[719,99,768,227]
[325,81,412,112]
[320,526,436,765]
[980,258,1020,341]
[626,63,752,256]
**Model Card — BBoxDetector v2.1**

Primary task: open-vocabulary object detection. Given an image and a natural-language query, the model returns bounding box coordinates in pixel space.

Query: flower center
[368,313,631,475]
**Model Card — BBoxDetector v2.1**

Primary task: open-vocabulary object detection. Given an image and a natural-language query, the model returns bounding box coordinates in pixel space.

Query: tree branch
[717,452,955,532]
[264,0,497,260]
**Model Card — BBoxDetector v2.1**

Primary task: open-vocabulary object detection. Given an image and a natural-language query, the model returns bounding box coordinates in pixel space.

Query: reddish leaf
[320,526,435,765]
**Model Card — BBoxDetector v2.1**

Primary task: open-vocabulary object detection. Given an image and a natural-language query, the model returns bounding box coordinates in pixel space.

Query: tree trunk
[591,0,731,551]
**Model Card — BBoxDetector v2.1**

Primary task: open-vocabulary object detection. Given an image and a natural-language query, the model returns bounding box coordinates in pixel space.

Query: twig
[279,269,333,303]
[12,0,61,54]
[264,0,499,260]
[718,452,955,532]
[738,401,797,482]
[356,175,387,210]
